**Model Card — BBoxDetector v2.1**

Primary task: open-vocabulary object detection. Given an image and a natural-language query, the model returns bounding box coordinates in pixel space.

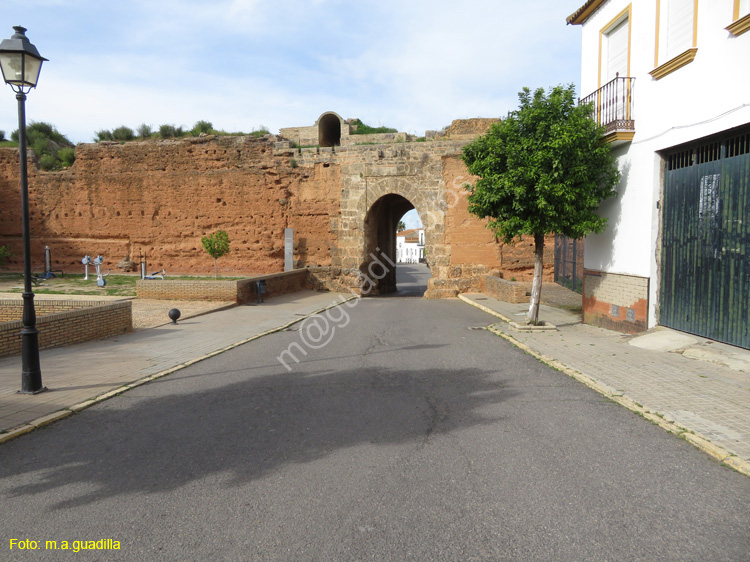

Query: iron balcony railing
[580,74,635,135]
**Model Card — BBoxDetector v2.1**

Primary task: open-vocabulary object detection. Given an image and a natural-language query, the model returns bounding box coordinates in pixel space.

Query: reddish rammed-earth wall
[0,136,336,276]
[0,130,546,293]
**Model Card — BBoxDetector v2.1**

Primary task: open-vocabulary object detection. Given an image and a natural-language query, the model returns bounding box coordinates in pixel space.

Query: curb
[0,294,358,445]
[459,295,750,478]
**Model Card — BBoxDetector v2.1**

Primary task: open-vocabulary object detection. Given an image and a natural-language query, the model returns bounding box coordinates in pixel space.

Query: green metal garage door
[660,127,749,349]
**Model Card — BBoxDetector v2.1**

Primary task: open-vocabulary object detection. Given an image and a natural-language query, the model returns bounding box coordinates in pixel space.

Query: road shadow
[0,364,514,509]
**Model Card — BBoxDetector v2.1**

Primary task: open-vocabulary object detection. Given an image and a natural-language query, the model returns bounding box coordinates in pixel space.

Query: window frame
[650,0,699,80]
[598,5,632,88]
[727,0,750,35]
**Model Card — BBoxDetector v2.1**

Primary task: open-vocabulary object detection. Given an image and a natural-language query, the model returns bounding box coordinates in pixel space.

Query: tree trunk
[526,233,545,325]
[214,258,218,279]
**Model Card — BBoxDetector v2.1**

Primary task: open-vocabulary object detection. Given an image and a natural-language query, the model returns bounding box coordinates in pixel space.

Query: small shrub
[58,147,76,168]
[0,130,5,142]
[112,126,135,141]
[31,137,48,157]
[159,124,183,138]
[289,158,298,168]
[137,123,153,138]
[191,120,214,136]
[95,129,114,142]
[38,153,58,171]
[349,118,398,135]
[201,230,231,279]
[249,125,270,138]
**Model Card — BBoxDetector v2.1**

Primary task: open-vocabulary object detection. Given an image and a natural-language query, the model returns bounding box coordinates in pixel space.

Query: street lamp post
[0,26,48,394]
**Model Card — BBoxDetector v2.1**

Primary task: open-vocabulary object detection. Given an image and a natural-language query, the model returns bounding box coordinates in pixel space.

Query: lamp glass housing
[0,51,43,88]
[0,26,46,90]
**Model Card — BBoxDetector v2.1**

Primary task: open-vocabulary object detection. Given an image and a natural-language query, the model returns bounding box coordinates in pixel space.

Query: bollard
[256,279,266,303]
[168,308,181,324]
[44,245,51,274]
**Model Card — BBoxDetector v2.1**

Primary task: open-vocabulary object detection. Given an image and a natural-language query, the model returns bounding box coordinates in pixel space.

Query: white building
[396,229,425,263]
[568,0,750,348]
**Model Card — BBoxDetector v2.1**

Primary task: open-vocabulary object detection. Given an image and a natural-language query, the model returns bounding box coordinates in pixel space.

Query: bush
[112,126,135,141]
[58,147,76,168]
[0,130,5,142]
[95,129,114,142]
[9,122,75,170]
[249,125,270,138]
[159,124,183,138]
[191,120,214,136]
[349,118,398,135]
[137,123,153,138]
[38,154,58,171]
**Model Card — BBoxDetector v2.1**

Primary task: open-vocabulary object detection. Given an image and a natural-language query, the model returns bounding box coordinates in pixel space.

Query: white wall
[578,0,750,326]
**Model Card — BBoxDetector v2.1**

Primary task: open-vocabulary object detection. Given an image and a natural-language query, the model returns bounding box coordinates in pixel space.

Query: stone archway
[360,194,416,295]
[330,145,450,298]
[318,113,342,147]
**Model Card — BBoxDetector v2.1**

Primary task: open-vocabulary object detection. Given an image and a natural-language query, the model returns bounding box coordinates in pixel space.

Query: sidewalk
[460,294,750,476]
[0,290,353,443]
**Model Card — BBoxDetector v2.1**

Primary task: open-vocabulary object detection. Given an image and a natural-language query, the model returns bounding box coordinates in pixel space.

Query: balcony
[580,75,635,145]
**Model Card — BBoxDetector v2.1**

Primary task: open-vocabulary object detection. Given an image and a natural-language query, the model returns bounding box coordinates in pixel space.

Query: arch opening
[318,113,341,147]
[361,194,431,296]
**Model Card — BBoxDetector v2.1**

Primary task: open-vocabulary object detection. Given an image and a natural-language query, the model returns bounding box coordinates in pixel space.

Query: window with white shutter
[651,0,698,79]
[604,17,629,83]
[665,0,694,59]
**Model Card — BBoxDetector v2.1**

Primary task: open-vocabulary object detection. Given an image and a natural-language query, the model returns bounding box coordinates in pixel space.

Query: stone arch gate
[277,114,507,298]
[333,150,449,297]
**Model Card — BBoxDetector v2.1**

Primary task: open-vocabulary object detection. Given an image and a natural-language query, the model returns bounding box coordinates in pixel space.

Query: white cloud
[0,1,585,143]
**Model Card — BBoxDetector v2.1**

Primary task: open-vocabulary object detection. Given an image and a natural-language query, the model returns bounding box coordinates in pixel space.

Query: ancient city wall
[1,120,545,298]
[0,135,336,276]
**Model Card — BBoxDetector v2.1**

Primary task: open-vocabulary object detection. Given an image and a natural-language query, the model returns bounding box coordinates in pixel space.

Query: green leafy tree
[397,220,406,232]
[201,230,231,278]
[462,85,620,324]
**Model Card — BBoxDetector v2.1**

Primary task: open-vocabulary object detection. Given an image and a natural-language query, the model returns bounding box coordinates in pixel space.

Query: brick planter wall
[136,269,310,303]
[0,299,132,358]
[481,275,530,304]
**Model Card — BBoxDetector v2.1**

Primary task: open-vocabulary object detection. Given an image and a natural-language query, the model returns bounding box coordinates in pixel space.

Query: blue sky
[2,0,585,228]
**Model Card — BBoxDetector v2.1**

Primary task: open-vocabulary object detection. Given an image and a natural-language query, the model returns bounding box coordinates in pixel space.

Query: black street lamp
[0,26,48,394]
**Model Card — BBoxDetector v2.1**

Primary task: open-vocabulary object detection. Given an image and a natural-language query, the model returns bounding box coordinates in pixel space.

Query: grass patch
[349,119,398,135]
[0,273,245,298]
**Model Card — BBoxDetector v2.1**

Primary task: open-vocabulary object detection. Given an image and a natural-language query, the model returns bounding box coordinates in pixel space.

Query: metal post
[17,91,44,394]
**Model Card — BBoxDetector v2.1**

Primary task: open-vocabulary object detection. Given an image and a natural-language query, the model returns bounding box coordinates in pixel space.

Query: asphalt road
[1,266,748,561]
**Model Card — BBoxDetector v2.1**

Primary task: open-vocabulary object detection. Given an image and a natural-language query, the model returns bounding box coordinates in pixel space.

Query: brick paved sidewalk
[460,294,750,476]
